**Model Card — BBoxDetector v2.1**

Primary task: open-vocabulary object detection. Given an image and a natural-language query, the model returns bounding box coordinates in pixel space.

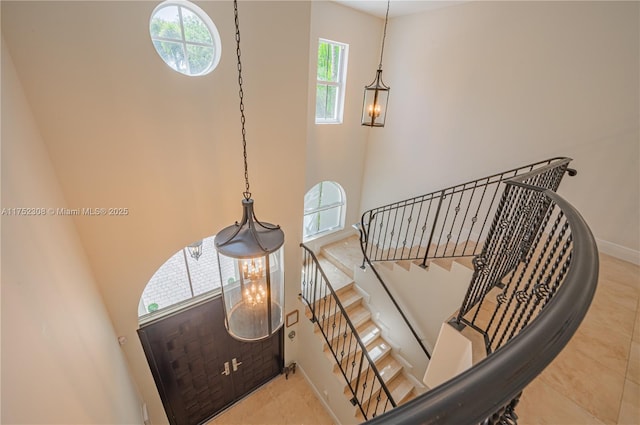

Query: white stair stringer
[369,258,474,350]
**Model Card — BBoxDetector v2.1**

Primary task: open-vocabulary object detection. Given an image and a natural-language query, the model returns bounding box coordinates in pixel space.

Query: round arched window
[138,236,225,322]
[303,181,346,240]
[149,0,221,76]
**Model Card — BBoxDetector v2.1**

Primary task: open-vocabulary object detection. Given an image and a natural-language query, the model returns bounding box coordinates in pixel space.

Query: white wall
[360,1,639,259]
[423,322,473,390]
[1,41,143,425]
[306,1,382,230]
[2,2,310,423]
[295,305,362,425]
[373,261,473,351]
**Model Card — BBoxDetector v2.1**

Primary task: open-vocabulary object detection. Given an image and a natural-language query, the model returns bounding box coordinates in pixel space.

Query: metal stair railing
[454,164,586,352]
[360,157,575,268]
[364,184,598,425]
[355,158,575,363]
[354,223,432,360]
[300,244,397,420]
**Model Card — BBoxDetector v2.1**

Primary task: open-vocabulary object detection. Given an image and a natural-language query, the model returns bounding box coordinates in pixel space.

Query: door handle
[221,361,230,376]
[232,358,243,371]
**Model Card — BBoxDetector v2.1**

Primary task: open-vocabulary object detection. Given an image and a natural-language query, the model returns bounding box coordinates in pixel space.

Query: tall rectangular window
[315,39,348,124]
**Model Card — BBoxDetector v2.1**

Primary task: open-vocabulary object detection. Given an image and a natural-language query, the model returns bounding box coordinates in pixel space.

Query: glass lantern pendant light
[362,0,391,127]
[187,240,203,260]
[214,0,285,342]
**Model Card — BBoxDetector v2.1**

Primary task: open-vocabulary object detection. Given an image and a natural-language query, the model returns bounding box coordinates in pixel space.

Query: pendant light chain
[234,0,251,200]
[378,0,390,70]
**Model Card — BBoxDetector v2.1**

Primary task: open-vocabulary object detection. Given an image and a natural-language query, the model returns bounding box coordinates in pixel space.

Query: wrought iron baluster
[402,199,413,257]
[464,184,519,324]
[434,189,455,254]
[422,190,445,267]
[389,201,404,260]
[407,197,422,258]
[443,186,464,255]
[497,200,557,345]
[457,180,479,254]
[511,222,572,344]
[300,244,396,421]
[380,208,392,261]
[311,260,319,320]
[476,180,505,251]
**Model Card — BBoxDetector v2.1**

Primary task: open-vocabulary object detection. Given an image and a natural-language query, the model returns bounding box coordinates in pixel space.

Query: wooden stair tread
[348,305,372,328]
[395,260,412,271]
[358,322,381,347]
[455,255,475,270]
[371,240,482,272]
[337,288,363,310]
[342,335,389,363]
[373,355,402,383]
[334,336,388,375]
[432,257,454,270]
[318,255,354,291]
[357,372,415,419]
[320,235,361,279]
[325,321,380,354]
[388,377,415,404]
[313,304,370,339]
[363,338,392,364]
[312,234,439,422]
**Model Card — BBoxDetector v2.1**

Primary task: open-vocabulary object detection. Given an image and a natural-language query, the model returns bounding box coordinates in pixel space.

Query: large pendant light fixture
[214,0,285,342]
[362,0,391,127]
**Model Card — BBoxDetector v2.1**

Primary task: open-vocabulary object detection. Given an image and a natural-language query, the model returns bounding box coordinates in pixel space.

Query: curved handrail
[364,189,598,424]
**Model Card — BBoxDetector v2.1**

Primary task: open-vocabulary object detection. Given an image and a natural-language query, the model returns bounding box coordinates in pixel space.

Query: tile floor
[519,253,640,425]
[206,372,335,425]
[207,252,639,425]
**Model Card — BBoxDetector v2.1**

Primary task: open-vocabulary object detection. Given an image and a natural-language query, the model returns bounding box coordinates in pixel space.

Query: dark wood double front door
[138,296,283,425]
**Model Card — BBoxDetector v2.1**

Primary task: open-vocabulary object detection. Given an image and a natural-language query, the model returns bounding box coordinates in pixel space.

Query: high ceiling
[333,0,466,18]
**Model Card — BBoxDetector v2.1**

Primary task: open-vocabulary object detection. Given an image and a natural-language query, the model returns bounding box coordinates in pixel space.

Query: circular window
[149,0,221,76]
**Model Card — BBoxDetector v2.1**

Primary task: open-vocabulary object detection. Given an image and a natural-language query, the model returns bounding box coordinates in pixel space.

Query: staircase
[328,234,484,353]
[301,158,598,425]
[301,236,417,421]
[302,232,498,420]
[299,157,585,424]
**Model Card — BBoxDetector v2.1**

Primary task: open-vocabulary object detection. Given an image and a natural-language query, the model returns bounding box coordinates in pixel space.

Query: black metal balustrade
[300,246,397,420]
[360,157,574,268]
[301,157,597,424]
[355,158,597,424]
[455,162,580,352]
[364,186,597,425]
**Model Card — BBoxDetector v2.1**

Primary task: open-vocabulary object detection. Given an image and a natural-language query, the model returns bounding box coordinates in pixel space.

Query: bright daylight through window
[316,39,348,123]
[303,181,346,240]
[149,0,221,76]
[138,236,227,321]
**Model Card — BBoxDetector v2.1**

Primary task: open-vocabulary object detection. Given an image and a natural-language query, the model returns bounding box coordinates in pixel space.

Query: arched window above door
[138,235,228,322]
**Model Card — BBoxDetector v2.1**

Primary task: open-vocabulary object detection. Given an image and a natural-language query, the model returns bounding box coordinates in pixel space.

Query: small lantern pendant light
[362,0,391,127]
[214,0,285,342]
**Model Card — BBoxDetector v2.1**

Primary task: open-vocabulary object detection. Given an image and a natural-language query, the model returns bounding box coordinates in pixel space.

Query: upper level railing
[455,162,581,353]
[360,158,575,268]
[300,245,397,420]
[362,177,598,424]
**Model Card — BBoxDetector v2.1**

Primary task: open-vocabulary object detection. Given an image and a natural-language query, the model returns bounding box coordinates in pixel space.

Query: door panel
[138,296,283,425]
[226,332,283,397]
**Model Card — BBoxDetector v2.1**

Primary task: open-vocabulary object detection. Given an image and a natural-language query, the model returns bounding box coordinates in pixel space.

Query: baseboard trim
[596,238,640,265]
[296,364,343,425]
